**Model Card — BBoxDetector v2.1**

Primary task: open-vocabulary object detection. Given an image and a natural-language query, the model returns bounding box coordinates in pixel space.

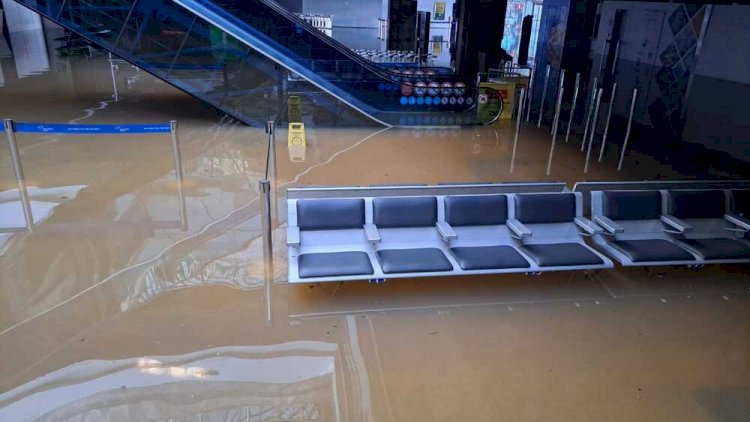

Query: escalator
[11,0,502,127]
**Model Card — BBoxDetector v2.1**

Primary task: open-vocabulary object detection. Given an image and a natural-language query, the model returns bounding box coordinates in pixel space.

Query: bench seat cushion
[298,252,373,278]
[377,248,453,273]
[669,190,727,219]
[515,193,576,224]
[677,238,750,260]
[297,199,365,230]
[609,239,695,262]
[519,243,603,267]
[445,195,507,226]
[450,246,530,270]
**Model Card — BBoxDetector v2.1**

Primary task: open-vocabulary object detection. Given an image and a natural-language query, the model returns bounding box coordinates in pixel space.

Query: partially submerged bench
[575,181,750,267]
[286,183,613,283]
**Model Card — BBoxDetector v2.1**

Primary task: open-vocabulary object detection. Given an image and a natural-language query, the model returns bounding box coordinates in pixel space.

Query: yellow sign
[288,122,306,162]
[288,96,302,123]
[434,2,446,20]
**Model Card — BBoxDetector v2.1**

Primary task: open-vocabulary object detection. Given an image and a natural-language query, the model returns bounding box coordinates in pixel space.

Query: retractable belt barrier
[11,122,172,134]
[2,119,186,233]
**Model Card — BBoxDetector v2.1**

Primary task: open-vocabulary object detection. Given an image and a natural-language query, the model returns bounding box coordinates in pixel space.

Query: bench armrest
[507,218,532,240]
[287,226,300,247]
[660,215,694,233]
[725,214,750,231]
[436,221,457,241]
[593,216,624,234]
[575,217,603,235]
[364,223,381,242]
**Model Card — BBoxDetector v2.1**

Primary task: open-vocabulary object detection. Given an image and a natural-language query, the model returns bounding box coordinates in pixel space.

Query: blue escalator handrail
[13,122,172,134]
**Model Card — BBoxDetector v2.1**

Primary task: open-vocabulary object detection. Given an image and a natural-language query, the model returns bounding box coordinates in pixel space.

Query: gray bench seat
[450,246,530,270]
[299,252,374,278]
[663,189,750,263]
[676,238,750,260]
[590,190,699,266]
[512,192,612,270]
[609,239,695,262]
[519,243,603,267]
[377,248,453,273]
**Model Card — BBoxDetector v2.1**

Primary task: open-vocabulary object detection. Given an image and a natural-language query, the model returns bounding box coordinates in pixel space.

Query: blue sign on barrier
[13,122,172,134]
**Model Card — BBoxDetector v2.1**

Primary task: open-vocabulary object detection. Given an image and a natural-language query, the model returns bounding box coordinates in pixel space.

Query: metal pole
[259,179,273,283]
[108,52,119,101]
[581,77,598,151]
[565,73,581,143]
[551,69,565,134]
[3,119,34,232]
[266,120,277,228]
[169,120,187,231]
[618,88,638,171]
[525,66,535,122]
[598,82,618,162]
[537,64,551,128]
[547,87,564,176]
[510,88,525,174]
[584,88,603,174]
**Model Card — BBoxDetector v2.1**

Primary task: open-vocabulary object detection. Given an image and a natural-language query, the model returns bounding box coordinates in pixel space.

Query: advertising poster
[434,2,446,20]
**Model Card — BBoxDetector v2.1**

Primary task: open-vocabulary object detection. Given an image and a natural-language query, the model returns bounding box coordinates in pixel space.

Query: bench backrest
[514,192,577,224]
[445,195,508,226]
[373,196,437,228]
[732,189,750,218]
[668,190,727,219]
[296,198,365,230]
[602,190,662,221]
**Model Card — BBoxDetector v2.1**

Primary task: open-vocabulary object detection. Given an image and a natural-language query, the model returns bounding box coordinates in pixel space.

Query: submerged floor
[0,55,749,421]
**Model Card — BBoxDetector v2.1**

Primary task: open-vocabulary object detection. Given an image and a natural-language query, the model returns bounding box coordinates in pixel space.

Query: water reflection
[0,342,358,421]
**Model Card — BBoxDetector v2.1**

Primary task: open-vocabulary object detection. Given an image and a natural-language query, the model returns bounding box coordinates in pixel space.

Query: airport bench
[286,183,613,283]
[579,182,750,266]
[662,189,750,262]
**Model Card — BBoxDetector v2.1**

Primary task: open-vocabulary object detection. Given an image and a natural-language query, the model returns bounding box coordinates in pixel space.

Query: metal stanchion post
[510,88,525,174]
[584,89,603,174]
[565,73,581,143]
[169,120,188,231]
[525,67,535,122]
[537,65,551,128]
[547,87,564,176]
[551,69,565,134]
[260,179,273,282]
[266,120,278,228]
[599,82,617,161]
[3,119,34,232]
[581,77,598,152]
[108,52,119,101]
[618,88,638,171]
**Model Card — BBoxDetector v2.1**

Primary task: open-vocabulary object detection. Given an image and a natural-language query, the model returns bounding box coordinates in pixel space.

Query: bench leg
[644,267,667,279]
[330,281,343,297]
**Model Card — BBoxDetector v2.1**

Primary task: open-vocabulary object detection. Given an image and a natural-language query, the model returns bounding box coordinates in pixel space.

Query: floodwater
[1,30,750,422]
